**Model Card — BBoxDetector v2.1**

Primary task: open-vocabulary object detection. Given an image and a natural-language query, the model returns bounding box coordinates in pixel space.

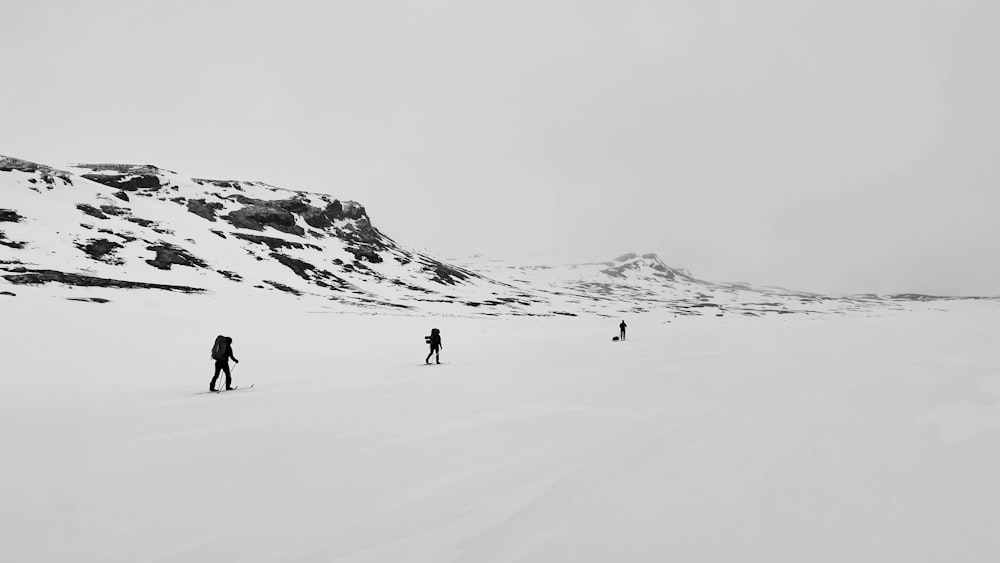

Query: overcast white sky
[3,0,998,295]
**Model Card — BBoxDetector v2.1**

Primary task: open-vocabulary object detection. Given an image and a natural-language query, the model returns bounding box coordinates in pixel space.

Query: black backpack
[211,335,229,360]
[425,328,440,345]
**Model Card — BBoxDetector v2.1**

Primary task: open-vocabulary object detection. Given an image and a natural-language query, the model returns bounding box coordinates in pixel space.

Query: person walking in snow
[425,328,443,364]
[619,320,627,341]
[210,335,239,391]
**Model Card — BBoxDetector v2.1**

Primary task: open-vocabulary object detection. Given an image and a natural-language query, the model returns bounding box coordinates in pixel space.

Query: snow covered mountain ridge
[1,154,989,316]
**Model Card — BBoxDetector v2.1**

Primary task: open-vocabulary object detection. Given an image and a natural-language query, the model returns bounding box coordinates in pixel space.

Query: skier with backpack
[425,328,443,364]
[210,335,239,391]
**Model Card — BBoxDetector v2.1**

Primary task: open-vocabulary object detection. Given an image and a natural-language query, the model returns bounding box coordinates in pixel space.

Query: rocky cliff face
[0,155,540,312]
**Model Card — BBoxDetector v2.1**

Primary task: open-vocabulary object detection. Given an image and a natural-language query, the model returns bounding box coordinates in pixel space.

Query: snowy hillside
[0,155,541,313]
[2,154,992,316]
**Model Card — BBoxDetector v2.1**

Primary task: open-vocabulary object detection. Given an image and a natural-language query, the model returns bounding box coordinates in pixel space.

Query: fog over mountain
[3,0,998,296]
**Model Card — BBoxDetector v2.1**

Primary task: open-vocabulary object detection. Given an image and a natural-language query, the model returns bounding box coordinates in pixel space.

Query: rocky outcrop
[0,155,73,186]
[270,252,354,291]
[225,204,304,236]
[77,204,108,220]
[186,198,223,222]
[232,232,321,251]
[263,280,302,296]
[99,205,128,216]
[222,196,370,238]
[76,164,165,192]
[0,209,24,223]
[0,233,27,249]
[75,238,124,265]
[193,179,243,190]
[67,297,110,303]
[145,243,208,270]
[2,268,203,293]
[418,257,474,285]
[81,173,162,191]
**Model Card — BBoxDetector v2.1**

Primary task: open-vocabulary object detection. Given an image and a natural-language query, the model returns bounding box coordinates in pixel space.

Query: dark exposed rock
[113,191,130,202]
[263,280,302,296]
[270,252,353,290]
[302,200,365,228]
[74,163,170,174]
[145,243,208,270]
[0,229,27,249]
[68,297,110,303]
[417,257,475,285]
[273,198,310,215]
[0,291,15,296]
[222,195,370,238]
[232,232,321,251]
[3,269,203,293]
[217,270,243,282]
[186,198,223,222]
[303,208,332,229]
[99,205,128,216]
[210,230,227,239]
[347,246,383,264]
[127,216,158,228]
[271,252,316,280]
[77,204,108,219]
[96,228,137,243]
[194,179,243,190]
[0,209,24,223]
[225,205,304,236]
[0,155,73,185]
[76,238,124,264]
[81,173,162,192]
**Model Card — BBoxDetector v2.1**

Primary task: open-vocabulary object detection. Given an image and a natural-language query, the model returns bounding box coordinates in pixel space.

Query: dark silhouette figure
[425,328,442,364]
[210,335,239,391]
[619,320,627,341]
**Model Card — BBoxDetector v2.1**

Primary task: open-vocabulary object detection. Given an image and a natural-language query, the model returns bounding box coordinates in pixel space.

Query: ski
[195,384,254,395]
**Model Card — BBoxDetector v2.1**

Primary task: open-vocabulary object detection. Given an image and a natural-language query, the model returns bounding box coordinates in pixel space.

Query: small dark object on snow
[612,336,620,341]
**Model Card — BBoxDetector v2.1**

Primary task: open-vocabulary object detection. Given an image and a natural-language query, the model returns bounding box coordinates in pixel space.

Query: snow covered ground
[2,291,1000,562]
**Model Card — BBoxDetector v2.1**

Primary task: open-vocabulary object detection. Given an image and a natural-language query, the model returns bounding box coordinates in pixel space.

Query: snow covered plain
[3,290,1000,562]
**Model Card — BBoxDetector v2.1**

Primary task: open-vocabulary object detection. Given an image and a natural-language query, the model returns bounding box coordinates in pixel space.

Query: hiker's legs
[426,346,441,364]
[210,362,223,390]
[221,362,233,389]
[621,328,625,340]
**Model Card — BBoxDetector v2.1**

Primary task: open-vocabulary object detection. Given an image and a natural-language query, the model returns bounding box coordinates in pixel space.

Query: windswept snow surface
[2,292,1000,562]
